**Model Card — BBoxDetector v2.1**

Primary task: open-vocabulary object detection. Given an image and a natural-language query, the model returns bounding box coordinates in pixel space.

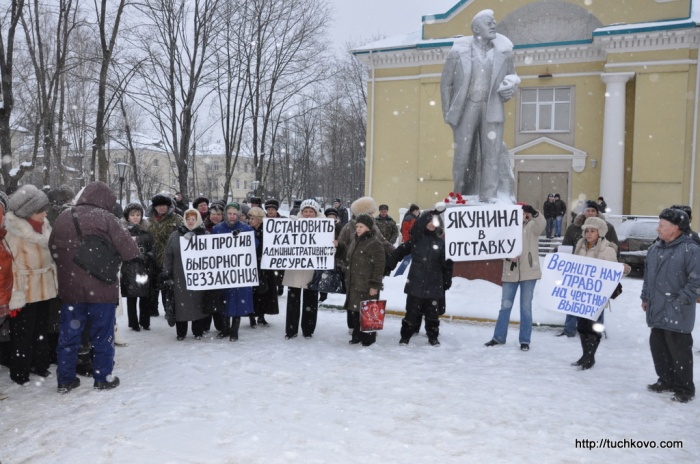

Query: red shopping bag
[360,300,386,332]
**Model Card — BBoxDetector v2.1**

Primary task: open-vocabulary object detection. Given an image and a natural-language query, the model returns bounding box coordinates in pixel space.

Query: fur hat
[248,206,265,218]
[123,202,144,220]
[9,184,50,218]
[670,204,692,222]
[408,204,420,214]
[299,199,320,215]
[355,213,374,230]
[151,194,172,208]
[209,202,224,213]
[581,216,608,237]
[192,196,209,209]
[250,197,262,206]
[264,199,280,210]
[350,196,377,216]
[659,208,690,232]
[0,191,8,213]
[324,207,339,218]
[584,200,599,212]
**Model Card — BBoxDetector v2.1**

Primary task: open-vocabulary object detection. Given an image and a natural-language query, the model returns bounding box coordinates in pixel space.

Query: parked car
[617,217,658,272]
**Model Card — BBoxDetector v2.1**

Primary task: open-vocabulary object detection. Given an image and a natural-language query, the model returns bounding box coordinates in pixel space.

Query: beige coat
[5,212,58,309]
[501,212,546,283]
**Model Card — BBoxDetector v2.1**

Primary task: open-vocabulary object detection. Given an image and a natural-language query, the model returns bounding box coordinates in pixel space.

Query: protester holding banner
[485,203,545,351]
[389,208,453,347]
[247,206,278,327]
[203,202,224,233]
[163,209,209,341]
[335,214,386,347]
[282,199,323,340]
[211,202,256,341]
[557,200,619,337]
[572,217,630,369]
[642,208,700,403]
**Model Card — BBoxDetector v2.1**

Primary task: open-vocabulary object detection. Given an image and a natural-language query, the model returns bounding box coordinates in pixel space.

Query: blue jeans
[555,216,563,236]
[546,218,555,238]
[56,302,116,384]
[493,280,537,345]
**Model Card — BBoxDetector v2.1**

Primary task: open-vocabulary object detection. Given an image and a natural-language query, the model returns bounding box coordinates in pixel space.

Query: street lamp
[251,179,260,197]
[116,162,131,208]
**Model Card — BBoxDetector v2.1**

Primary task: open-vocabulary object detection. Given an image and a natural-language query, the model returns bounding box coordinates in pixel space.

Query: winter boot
[229,317,241,341]
[571,333,587,366]
[257,316,269,327]
[425,318,440,346]
[216,317,231,339]
[580,334,601,370]
[249,315,257,329]
[399,320,415,345]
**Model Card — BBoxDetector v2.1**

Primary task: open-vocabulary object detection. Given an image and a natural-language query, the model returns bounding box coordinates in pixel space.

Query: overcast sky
[327,0,459,54]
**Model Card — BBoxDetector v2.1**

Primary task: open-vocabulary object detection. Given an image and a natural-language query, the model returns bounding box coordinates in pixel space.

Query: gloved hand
[159,272,173,287]
[521,204,537,216]
[443,279,452,291]
[231,229,240,237]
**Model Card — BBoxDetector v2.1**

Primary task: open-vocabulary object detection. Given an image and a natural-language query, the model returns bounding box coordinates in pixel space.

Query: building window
[153,159,159,167]
[244,163,248,173]
[520,87,571,133]
[212,162,219,171]
[243,180,247,189]
[236,179,240,189]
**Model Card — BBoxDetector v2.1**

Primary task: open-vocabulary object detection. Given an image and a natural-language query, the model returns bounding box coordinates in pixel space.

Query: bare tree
[92,0,129,182]
[0,0,28,189]
[240,0,332,196]
[132,0,223,199]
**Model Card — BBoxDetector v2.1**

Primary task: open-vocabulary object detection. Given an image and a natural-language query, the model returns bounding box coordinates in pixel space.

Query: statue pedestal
[453,260,502,286]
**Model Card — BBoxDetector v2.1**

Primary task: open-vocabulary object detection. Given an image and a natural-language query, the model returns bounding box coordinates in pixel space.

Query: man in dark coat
[333,198,349,228]
[49,181,139,393]
[642,208,700,403]
[543,194,556,239]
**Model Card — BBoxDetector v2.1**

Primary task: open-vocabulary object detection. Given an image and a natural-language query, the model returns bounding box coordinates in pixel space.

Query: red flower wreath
[444,192,467,205]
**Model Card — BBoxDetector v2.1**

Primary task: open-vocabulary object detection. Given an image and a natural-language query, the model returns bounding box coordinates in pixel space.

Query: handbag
[610,282,623,300]
[308,269,346,294]
[71,208,122,284]
[360,299,386,332]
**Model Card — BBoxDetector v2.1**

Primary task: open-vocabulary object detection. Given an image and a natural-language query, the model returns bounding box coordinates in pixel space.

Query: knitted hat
[151,194,172,208]
[581,216,608,237]
[225,201,241,212]
[248,206,265,218]
[324,207,339,218]
[334,198,342,204]
[192,196,209,209]
[9,184,50,218]
[350,196,377,216]
[123,202,144,220]
[299,199,320,215]
[355,213,374,230]
[378,204,389,211]
[264,199,280,210]
[659,208,690,232]
[0,191,8,213]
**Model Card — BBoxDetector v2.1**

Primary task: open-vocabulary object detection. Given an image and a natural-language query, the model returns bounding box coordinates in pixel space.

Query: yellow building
[353,0,700,227]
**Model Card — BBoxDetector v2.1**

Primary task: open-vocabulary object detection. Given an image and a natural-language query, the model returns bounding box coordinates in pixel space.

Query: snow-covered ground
[0,269,698,463]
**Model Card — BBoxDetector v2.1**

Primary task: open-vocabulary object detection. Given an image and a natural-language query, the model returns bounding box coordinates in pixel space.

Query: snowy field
[0,270,698,463]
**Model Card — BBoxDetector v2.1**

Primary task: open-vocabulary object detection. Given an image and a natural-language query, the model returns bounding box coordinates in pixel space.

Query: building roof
[352,0,700,55]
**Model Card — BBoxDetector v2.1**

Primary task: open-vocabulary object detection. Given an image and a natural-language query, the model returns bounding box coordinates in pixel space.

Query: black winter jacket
[389,211,453,300]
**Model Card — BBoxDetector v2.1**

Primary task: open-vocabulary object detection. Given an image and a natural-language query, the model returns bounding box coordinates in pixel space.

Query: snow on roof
[352,1,700,54]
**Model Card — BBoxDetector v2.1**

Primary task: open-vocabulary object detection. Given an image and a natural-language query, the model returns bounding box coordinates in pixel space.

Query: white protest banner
[539,253,624,321]
[261,218,336,270]
[179,231,258,290]
[444,204,523,261]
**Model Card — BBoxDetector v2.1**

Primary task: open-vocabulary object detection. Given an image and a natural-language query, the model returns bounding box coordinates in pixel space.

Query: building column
[599,72,634,216]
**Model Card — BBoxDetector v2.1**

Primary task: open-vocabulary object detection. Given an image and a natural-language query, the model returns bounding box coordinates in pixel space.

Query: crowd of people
[0,184,697,404]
